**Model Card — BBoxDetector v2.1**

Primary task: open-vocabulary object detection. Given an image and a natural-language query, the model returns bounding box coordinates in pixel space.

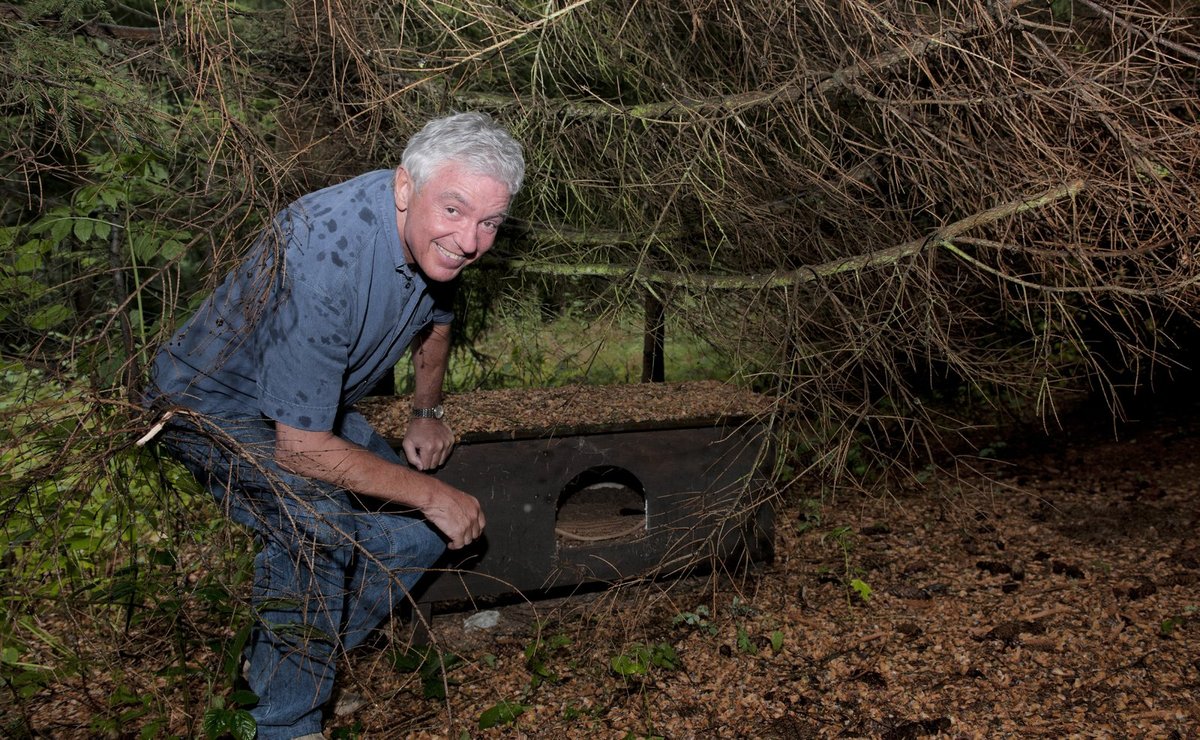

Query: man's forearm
[411,323,451,409]
[276,431,435,508]
[275,422,484,549]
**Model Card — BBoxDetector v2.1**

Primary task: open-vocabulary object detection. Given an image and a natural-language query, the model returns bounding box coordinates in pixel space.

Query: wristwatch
[412,405,445,420]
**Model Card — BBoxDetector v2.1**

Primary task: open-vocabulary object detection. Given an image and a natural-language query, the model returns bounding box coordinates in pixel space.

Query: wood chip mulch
[357,380,773,441]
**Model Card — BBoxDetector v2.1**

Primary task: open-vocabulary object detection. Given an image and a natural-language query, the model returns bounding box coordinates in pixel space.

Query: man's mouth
[434,242,465,263]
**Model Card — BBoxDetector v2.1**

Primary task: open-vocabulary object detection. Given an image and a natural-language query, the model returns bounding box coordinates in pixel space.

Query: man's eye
[482,220,498,231]
[445,206,458,215]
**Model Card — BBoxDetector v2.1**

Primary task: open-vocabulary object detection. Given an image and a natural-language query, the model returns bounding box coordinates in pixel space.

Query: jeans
[161,414,445,739]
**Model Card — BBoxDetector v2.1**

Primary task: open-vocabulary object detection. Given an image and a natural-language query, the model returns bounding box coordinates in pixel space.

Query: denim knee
[358,512,445,570]
[409,518,446,568]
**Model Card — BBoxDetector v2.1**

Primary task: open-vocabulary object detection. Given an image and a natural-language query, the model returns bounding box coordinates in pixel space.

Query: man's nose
[458,227,479,254]
[458,225,487,254]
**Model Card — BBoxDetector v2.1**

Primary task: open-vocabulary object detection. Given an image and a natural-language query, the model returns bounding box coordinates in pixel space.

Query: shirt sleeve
[255,272,350,432]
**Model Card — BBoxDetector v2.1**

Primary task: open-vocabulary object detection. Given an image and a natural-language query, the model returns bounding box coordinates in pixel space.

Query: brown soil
[7,395,1199,738]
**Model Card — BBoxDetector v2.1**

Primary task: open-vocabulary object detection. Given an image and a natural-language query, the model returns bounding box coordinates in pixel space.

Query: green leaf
[201,706,256,740]
[228,709,256,740]
[50,217,73,244]
[130,232,158,262]
[478,700,527,729]
[227,689,259,707]
[736,627,756,655]
[161,239,185,260]
[390,645,433,673]
[770,630,784,653]
[148,548,177,566]
[202,707,231,739]
[423,673,448,700]
[850,578,873,602]
[14,242,44,273]
[73,218,94,242]
[650,642,679,670]
[99,187,122,209]
[610,651,648,676]
[27,304,72,330]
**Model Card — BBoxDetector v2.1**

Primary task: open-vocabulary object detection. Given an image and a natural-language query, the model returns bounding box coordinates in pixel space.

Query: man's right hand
[420,480,486,550]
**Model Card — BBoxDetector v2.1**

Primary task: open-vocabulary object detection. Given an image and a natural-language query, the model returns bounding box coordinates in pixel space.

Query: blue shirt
[148,169,453,435]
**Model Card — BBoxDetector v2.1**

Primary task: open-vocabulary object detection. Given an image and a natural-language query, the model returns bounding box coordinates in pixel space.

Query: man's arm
[274,424,484,550]
[404,322,455,471]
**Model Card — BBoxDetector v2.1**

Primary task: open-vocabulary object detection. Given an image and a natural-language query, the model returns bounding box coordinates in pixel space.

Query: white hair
[401,112,525,196]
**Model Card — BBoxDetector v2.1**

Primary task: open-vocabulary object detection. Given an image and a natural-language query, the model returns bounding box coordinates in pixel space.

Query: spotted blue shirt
[148,169,453,436]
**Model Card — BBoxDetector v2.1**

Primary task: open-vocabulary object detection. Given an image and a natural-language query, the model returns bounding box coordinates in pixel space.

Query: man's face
[394,162,511,283]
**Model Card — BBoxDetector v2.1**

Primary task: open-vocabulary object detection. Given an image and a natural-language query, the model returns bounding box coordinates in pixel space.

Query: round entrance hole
[555,465,647,545]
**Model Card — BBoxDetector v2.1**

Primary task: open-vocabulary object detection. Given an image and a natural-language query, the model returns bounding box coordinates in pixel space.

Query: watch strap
[411,405,444,420]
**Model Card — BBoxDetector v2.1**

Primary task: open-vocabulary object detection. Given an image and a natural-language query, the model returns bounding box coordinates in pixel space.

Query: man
[144,112,524,739]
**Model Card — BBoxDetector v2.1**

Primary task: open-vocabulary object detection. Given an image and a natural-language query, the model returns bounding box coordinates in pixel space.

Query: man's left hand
[403,418,454,471]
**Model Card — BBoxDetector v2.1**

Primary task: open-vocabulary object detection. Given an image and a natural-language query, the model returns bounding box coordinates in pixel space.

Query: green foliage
[610,642,679,678]
[439,281,740,391]
[672,605,716,635]
[820,524,875,606]
[735,626,756,655]
[201,696,256,740]
[1,363,253,739]
[0,645,51,701]
[795,497,823,534]
[388,644,463,700]
[330,724,365,740]
[1159,606,1196,637]
[850,578,873,603]
[0,0,1192,735]
[478,700,529,730]
[729,596,755,617]
[1050,0,1074,22]
[524,632,571,690]
[822,525,855,552]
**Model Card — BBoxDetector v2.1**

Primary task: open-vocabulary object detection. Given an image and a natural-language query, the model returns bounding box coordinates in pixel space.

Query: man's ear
[394,167,413,211]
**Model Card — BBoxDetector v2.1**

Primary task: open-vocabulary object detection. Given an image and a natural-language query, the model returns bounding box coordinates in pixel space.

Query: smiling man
[143,112,523,740]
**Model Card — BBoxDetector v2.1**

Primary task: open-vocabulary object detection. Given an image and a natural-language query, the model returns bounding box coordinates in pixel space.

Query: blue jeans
[161,414,445,739]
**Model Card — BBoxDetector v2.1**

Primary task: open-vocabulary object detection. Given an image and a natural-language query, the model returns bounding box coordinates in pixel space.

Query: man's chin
[414,259,466,283]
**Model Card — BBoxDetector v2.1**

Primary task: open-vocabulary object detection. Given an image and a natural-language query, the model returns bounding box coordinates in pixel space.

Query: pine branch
[1076,0,1200,63]
[449,0,1037,120]
[0,3,169,41]
[501,181,1084,289]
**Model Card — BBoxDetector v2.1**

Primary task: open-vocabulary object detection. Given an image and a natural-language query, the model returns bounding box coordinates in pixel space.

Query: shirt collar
[381,168,413,274]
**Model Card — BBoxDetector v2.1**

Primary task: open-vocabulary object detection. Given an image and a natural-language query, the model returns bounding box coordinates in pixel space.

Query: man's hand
[421,481,485,550]
[403,417,454,471]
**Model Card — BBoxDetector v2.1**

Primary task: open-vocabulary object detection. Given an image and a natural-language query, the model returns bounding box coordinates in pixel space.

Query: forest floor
[7,398,1200,738]
[347,399,1200,739]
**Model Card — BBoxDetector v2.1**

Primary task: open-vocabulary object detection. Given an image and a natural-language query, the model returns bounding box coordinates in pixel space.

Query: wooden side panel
[408,422,769,605]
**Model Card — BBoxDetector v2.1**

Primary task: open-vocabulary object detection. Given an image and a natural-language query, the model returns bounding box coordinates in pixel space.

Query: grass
[401,300,739,392]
